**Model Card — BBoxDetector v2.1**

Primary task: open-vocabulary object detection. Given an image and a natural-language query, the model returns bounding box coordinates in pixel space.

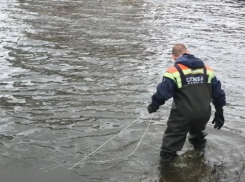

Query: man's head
[171,44,190,61]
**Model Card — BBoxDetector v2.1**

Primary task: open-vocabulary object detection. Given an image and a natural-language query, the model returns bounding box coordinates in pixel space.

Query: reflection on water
[0,0,245,181]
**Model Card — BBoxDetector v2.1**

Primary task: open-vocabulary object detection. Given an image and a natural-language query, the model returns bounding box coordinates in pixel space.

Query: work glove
[147,103,159,114]
[212,106,224,129]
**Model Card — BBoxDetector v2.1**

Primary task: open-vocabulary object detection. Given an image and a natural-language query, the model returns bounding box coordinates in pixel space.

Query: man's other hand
[212,107,224,129]
[147,103,159,114]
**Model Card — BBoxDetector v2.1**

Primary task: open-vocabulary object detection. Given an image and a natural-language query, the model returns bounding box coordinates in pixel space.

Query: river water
[0,0,245,181]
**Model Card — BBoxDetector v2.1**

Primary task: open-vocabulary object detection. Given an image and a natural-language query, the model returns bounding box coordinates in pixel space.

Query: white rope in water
[46,117,141,172]
[45,115,153,172]
[68,116,152,170]
[90,121,151,164]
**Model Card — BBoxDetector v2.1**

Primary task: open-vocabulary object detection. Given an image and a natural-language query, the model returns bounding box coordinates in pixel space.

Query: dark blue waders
[160,64,212,165]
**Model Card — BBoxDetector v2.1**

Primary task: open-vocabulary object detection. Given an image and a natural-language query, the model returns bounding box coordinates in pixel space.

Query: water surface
[0,0,245,181]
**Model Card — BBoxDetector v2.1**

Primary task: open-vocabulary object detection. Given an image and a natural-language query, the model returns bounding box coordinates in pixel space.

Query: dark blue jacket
[152,54,226,108]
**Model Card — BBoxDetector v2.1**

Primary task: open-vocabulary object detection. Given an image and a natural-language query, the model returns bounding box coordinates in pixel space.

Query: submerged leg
[160,115,189,166]
[188,119,209,156]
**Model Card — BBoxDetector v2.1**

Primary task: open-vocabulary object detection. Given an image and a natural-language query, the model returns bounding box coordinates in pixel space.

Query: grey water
[0,0,245,181]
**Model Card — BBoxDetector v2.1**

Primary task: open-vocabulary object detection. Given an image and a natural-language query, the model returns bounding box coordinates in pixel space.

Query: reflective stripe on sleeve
[163,71,183,88]
[163,72,176,82]
[172,72,182,88]
[207,70,215,83]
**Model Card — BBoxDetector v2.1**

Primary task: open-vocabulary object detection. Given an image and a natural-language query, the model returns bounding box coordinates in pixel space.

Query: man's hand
[147,103,159,114]
[212,107,224,129]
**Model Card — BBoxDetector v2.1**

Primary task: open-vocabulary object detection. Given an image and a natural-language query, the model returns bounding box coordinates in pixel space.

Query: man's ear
[186,50,190,54]
[171,54,175,60]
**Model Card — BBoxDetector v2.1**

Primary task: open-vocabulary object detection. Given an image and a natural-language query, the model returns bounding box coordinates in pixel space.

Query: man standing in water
[148,44,226,166]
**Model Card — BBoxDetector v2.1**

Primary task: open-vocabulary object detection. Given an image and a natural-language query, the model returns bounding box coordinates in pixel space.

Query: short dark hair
[172,44,187,57]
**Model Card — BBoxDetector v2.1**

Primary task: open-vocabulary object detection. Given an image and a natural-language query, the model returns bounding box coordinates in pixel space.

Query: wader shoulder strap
[203,66,207,83]
[174,64,187,86]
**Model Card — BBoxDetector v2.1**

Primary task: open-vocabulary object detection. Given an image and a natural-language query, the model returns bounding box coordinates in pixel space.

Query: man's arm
[211,76,226,108]
[151,77,176,106]
[148,70,177,114]
[211,76,226,129]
